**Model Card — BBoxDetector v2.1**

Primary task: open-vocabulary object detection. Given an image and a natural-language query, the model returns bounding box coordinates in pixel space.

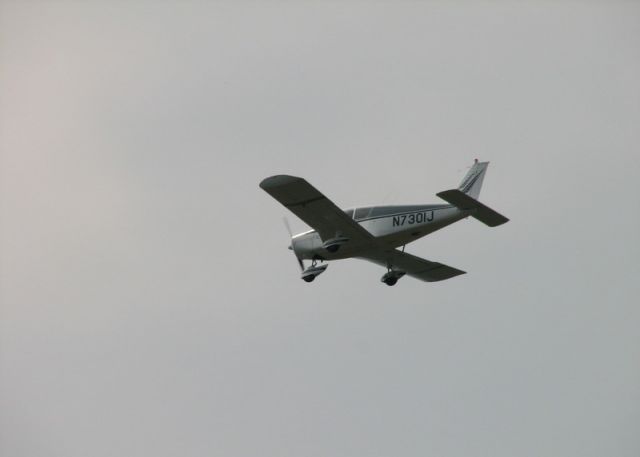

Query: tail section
[458,159,488,199]
[437,189,509,226]
[437,160,509,227]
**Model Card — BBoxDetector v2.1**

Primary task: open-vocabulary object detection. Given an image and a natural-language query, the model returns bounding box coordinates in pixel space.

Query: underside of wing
[360,249,466,282]
[259,175,374,247]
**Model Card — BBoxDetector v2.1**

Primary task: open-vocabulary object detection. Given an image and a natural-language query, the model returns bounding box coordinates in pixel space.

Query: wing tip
[259,174,303,190]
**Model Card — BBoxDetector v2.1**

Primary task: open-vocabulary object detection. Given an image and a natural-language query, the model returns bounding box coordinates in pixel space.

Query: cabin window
[354,207,371,220]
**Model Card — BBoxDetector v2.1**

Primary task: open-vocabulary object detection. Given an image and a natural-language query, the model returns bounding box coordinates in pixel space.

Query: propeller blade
[282,217,293,237]
[283,217,303,272]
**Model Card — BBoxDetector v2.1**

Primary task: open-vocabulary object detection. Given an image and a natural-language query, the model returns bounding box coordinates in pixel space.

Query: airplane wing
[259,175,375,247]
[360,249,466,282]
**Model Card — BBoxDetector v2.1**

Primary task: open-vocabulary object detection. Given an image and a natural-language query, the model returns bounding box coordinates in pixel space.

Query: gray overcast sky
[1,2,639,456]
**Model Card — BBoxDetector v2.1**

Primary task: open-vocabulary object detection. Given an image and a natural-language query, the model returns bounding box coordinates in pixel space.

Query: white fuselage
[292,204,470,261]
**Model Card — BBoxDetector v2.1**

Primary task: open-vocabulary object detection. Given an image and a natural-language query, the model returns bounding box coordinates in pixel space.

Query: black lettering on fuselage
[392,211,434,227]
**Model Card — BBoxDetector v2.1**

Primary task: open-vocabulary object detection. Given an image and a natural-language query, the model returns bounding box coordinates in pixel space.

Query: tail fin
[458,159,488,199]
[437,159,509,227]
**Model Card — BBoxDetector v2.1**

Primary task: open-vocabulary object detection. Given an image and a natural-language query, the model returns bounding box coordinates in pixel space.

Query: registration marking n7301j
[392,211,434,227]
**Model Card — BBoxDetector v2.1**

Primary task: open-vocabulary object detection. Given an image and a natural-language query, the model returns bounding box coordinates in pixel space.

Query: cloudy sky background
[1,2,639,456]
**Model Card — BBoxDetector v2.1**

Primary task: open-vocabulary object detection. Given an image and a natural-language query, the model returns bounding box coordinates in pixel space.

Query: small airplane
[260,160,508,286]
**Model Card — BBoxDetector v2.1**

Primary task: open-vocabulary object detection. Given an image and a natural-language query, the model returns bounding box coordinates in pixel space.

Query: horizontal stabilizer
[437,189,509,227]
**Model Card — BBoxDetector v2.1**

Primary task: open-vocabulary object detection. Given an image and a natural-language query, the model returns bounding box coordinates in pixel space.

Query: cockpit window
[354,207,372,220]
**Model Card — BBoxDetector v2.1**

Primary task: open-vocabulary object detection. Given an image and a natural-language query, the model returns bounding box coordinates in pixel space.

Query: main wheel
[384,277,398,286]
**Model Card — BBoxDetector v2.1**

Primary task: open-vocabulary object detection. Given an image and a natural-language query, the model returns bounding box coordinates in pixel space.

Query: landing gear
[380,264,405,286]
[300,261,328,283]
[383,277,398,286]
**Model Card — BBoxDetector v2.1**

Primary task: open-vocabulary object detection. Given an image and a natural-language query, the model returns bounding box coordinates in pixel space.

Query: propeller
[283,217,304,272]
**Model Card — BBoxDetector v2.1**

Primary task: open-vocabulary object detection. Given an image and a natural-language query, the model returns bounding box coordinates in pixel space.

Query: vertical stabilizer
[458,160,489,199]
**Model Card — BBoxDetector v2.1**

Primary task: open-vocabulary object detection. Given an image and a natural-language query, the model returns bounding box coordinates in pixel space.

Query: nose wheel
[301,260,328,283]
